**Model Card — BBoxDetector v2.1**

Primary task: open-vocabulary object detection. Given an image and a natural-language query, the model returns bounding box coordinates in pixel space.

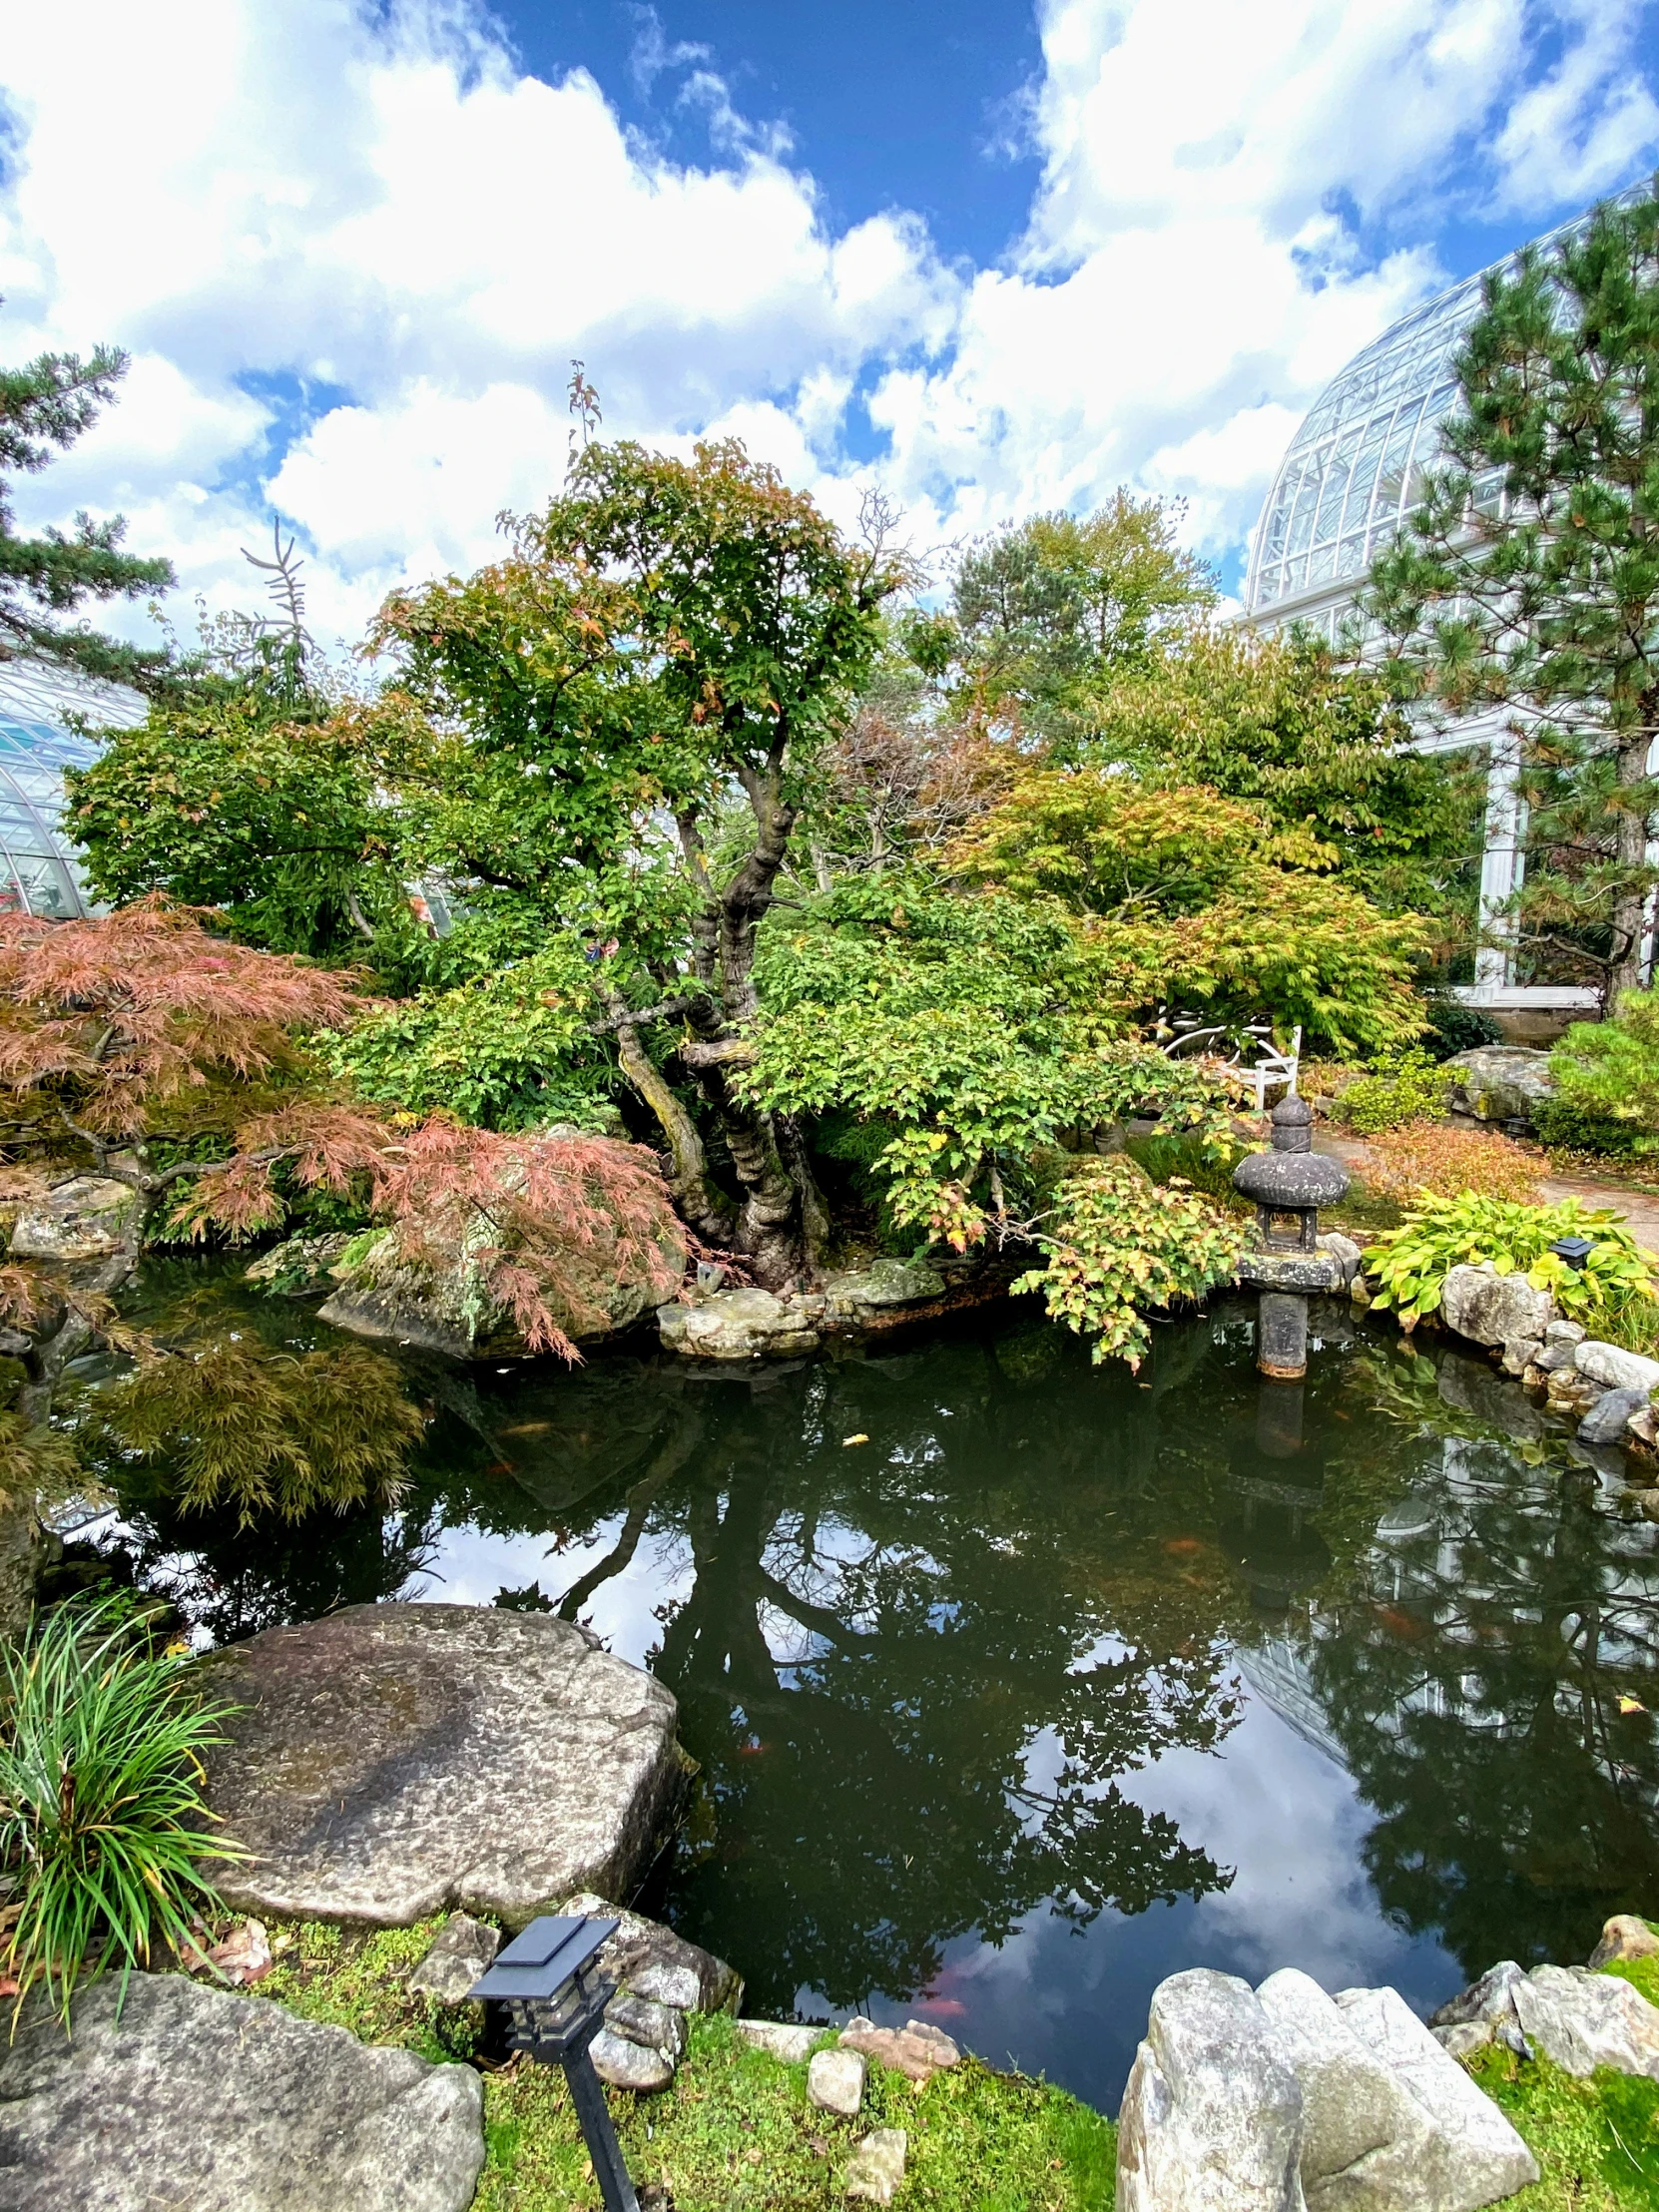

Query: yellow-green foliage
[244,1916,1115,2212]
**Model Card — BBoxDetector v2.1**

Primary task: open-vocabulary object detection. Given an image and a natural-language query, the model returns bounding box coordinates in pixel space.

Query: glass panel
[1334,533,1368,580]
[1307,542,1337,586]
[11,853,78,919]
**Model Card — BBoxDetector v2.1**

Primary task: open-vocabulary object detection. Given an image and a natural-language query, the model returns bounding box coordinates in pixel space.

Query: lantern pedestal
[1232,1096,1350,1382]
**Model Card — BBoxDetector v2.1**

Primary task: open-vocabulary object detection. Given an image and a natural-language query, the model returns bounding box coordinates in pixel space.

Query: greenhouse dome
[0,660,144,920]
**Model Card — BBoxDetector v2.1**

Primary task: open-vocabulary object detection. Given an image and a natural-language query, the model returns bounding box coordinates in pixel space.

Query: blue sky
[3,0,1658,642]
[497,1,1046,264]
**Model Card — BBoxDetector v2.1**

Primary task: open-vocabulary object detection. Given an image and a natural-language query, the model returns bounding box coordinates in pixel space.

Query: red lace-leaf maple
[176,1115,686,1364]
[0,899,368,1139]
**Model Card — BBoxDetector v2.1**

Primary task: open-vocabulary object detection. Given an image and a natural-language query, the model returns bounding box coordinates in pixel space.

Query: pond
[60,1266,1659,2113]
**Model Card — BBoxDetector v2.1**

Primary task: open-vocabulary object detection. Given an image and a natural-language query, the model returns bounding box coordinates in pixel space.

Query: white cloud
[0,0,1654,645]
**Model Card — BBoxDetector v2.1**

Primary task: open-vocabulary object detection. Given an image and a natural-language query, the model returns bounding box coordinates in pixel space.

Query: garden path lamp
[1233,1096,1350,1381]
[1549,1236,1595,1270]
[469,1915,640,2212]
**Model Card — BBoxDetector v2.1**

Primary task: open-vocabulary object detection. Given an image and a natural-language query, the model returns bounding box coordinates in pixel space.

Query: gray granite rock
[736,2020,821,2063]
[1264,1971,1535,2210]
[589,2027,675,2093]
[1433,2020,1496,2060]
[408,1914,500,2005]
[1590,1916,1659,1968]
[1256,1968,1429,2209]
[1500,1336,1543,1377]
[1116,1969,1304,2212]
[605,1991,687,2064]
[201,1605,689,1928]
[1580,1385,1652,1444]
[1318,1233,1364,1287]
[845,2128,908,2205]
[1576,1340,1659,1394]
[559,1891,740,2014]
[809,2045,866,2116]
[1438,1264,1554,1348]
[1429,1958,1529,2055]
[658,1287,821,1361]
[1444,1046,1555,1127]
[1511,1963,1659,2079]
[824,1258,947,1312]
[244,1231,353,1296]
[0,1970,484,2212]
[10,1175,141,1262]
[1332,1984,1538,2207]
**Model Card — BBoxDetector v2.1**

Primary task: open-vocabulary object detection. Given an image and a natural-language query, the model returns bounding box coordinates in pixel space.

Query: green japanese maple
[373,436,904,1278]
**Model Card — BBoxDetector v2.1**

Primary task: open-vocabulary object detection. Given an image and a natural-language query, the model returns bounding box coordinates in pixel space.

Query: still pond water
[65,1269,1659,2112]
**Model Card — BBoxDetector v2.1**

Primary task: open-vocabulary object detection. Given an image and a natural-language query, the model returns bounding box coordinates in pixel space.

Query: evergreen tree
[0,333,175,687]
[1369,178,1659,1001]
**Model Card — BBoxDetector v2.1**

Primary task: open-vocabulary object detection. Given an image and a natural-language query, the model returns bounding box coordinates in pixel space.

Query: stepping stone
[201,1604,689,1927]
[0,1970,483,2212]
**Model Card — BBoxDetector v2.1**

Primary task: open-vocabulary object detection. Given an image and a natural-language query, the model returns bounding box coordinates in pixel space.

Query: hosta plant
[0,1594,244,2023]
[1365,1193,1657,1330]
[1014,1154,1248,1370]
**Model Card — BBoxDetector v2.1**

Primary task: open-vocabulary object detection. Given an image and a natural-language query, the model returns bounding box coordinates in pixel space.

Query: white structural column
[1473,728,1523,993]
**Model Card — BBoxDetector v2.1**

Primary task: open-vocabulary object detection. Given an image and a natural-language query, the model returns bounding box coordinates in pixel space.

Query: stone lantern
[1233,1095,1350,1381]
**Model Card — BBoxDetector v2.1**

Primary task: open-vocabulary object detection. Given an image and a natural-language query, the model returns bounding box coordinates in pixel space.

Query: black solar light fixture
[469,1915,639,2212]
[1549,1235,1595,1271]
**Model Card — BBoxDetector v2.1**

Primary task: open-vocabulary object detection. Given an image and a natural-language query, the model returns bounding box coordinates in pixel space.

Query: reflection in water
[66,1273,1659,2108]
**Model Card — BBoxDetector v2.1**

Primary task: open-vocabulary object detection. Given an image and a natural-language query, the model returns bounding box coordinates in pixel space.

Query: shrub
[1334,1050,1451,1134]
[1366,1192,1657,1329]
[1543,988,1659,1157]
[1015,1154,1248,1369]
[1418,991,1503,1061]
[0,1594,244,2022]
[1362,1124,1546,1206]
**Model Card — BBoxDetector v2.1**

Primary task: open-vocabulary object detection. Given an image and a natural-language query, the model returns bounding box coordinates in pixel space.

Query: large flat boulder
[201,1604,689,1928]
[0,1970,484,2212]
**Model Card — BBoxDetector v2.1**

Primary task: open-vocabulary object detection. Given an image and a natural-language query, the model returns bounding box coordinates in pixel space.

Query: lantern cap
[468,1914,618,2002]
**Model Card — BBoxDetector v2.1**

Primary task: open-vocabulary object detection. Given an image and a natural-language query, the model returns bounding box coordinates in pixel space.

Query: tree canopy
[1370,175,1659,1001]
[0,333,174,688]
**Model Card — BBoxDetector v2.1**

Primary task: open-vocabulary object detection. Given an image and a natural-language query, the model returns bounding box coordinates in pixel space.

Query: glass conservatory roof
[1244,185,1646,627]
[0,661,144,920]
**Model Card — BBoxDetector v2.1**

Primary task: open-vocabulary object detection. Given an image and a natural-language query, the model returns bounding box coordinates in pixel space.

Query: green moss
[248,1917,1114,2211]
[476,2013,1114,2212]
[252,1916,483,2066]
[1600,1952,1659,2011]
[1467,2044,1659,2209]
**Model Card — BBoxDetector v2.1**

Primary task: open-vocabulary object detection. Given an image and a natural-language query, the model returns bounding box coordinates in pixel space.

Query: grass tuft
[0,1592,244,2024]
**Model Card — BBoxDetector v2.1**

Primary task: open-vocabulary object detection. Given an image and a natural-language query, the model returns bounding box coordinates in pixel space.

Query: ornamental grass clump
[1366,1192,1657,1333]
[0,1594,244,2024]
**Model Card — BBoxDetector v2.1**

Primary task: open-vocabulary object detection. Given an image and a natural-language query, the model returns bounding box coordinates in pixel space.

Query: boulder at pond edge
[200,1604,690,1928]
[0,1970,485,2212]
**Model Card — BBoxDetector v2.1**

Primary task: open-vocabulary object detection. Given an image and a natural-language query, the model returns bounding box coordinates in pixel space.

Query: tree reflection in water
[77,1280,1659,2026]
